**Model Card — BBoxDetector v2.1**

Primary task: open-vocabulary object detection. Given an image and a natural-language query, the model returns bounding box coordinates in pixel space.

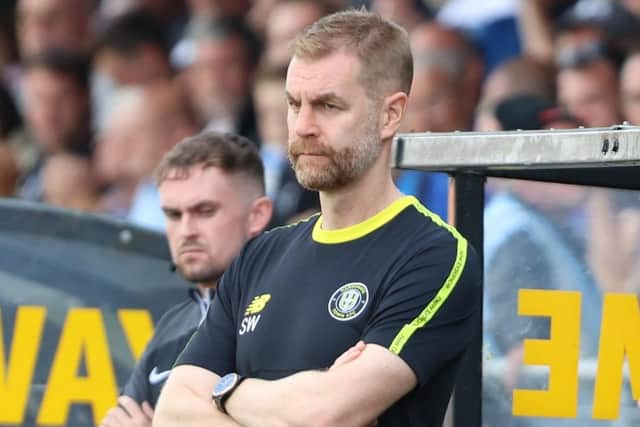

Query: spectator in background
[262,0,329,69]
[479,56,555,107]
[405,22,480,133]
[127,80,201,231]
[474,55,555,131]
[41,152,101,211]
[396,22,483,220]
[92,10,174,130]
[95,87,145,217]
[180,18,260,141]
[253,64,319,227]
[371,0,433,33]
[12,49,92,201]
[411,21,484,126]
[556,53,621,127]
[95,80,200,229]
[620,51,640,124]
[16,0,95,58]
[98,0,188,46]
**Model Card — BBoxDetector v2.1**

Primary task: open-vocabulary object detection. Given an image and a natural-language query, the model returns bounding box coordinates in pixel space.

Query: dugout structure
[393,125,640,427]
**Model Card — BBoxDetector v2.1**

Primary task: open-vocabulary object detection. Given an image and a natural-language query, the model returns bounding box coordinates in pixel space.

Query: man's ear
[380,92,409,141]
[247,196,273,237]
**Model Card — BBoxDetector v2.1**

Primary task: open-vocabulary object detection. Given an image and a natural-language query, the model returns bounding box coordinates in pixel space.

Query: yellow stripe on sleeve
[388,202,469,355]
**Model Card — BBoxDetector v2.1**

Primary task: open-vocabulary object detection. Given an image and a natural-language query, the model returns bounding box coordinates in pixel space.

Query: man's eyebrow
[311,92,345,105]
[161,206,179,215]
[286,91,347,105]
[285,91,298,102]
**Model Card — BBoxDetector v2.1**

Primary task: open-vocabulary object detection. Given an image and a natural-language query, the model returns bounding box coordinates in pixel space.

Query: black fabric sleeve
[121,345,152,403]
[363,236,481,387]
[174,255,242,376]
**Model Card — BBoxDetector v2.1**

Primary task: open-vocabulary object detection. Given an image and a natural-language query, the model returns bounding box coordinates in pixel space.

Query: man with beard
[155,9,481,427]
[99,132,272,427]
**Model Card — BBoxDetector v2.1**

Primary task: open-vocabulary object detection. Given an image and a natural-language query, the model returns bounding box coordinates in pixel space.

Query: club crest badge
[328,282,369,321]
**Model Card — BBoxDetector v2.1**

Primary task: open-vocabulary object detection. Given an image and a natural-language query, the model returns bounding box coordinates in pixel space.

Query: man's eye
[324,103,338,110]
[287,100,300,111]
[165,212,180,220]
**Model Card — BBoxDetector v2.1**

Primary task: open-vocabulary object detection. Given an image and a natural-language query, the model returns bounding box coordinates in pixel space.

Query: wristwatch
[212,373,244,414]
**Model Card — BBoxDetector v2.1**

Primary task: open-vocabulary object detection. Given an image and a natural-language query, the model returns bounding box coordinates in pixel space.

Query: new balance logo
[244,294,271,315]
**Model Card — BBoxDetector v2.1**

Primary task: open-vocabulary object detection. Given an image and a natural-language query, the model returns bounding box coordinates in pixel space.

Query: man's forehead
[285,52,362,94]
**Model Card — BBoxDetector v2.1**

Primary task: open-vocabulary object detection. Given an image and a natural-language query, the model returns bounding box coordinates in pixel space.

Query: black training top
[123,289,211,407]
[177,196,480,427]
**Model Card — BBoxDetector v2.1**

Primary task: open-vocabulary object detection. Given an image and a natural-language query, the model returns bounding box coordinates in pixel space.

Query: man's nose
[293,105,319,138]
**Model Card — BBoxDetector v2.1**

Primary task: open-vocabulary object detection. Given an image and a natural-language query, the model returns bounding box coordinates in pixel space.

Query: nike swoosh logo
[148,366,171,385]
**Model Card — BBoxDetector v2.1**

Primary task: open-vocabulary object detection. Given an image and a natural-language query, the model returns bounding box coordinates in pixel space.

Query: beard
[177,262,224,284]
[288,111,382,191]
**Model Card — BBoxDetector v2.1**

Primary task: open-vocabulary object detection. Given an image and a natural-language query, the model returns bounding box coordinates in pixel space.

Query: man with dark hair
[180,18,261,141]
[93,10,173,87]
[13,48,92,200]
[155,9,480,427]
[99,131,272,427]
[16,0,94,57]
[92,10,174,130]
[557,54,621,127]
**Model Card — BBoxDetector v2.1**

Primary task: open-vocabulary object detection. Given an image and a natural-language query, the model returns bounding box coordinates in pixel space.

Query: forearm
[226,371,330,427]
[518,0,555,63]
[226,361,399,427]
[154,378,243,427]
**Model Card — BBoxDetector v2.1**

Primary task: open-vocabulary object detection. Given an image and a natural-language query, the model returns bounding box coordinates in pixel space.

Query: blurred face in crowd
[371,0,425,32]
[254,77,288,150]
[409,23,482,131]
[264,1,325,68]
[557,60,620,128]
[22,67,89,153]
[42,153,99,211]
[128,82,199,179]
[96,83,197,184]
[160,165,257,286]
[94,45,172,87]
[95,91,144,184]
[402,67,465,132]
[17,0,92,56]
[286,51,383,191]
[620,53,640,125]
[186,35,252,123]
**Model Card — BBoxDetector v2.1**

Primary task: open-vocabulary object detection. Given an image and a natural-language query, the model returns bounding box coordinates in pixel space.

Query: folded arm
[153,365,243,427]
[225,342,416,427]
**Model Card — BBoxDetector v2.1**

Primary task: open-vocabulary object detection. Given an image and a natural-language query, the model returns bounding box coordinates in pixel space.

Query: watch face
[213,373,239,398]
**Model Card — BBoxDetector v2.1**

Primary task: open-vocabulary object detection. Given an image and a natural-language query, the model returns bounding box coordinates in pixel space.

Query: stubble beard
[288,112,382,191]
[177,261,223,285]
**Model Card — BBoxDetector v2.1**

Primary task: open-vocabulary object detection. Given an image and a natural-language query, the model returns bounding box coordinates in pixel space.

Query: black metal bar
[452,173,485,427]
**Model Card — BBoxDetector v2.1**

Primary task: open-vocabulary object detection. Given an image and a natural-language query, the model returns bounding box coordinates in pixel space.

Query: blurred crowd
[0,0,640,230]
